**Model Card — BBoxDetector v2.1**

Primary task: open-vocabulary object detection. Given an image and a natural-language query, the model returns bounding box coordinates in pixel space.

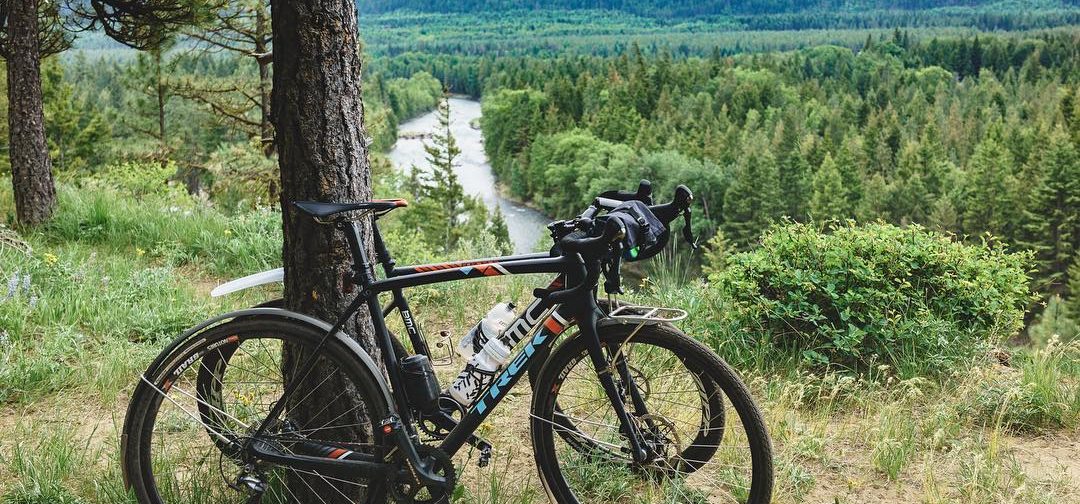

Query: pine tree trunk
[255,5,274,156]
[6,0,56,227]
[271,0,380,500]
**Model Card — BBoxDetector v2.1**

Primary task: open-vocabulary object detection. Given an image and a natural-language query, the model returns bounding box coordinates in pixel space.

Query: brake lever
[682,208,699,250]
[603,245,624,295]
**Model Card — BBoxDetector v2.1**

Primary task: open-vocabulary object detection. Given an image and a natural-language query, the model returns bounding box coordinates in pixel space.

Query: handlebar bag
[603,200,669,262]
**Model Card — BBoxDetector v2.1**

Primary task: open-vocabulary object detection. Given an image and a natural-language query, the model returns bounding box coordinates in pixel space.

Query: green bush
[711,222,1032,377]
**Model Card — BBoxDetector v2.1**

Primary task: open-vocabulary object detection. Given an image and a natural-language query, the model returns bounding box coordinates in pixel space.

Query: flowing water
[387,97,552,254]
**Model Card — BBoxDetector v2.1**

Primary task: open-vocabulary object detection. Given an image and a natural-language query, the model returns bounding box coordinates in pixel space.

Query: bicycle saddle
[294,199,408,220]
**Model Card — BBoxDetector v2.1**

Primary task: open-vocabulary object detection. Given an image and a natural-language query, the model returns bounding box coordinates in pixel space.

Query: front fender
[140,307,393,409]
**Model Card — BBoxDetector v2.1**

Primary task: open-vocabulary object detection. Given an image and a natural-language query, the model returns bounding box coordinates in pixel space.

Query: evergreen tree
[722,126,782,250]
[1019,129,1080,292]
[810,153,848,221]
[403,93,489,251]
[1067,255,1080,318]
[488,206,513,256]
[41,58,110,173]
[962,135,1018,241]
[834,133,867,208]
[701,230,730,278]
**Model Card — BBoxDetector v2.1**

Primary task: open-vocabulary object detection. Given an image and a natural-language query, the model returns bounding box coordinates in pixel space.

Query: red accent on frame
[327,448,348,459]
[544,317,565,334]
[372,198,409,207]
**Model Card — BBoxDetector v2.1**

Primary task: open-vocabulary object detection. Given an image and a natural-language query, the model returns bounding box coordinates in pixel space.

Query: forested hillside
[377,30,1080,315]
[359,0,1080,18]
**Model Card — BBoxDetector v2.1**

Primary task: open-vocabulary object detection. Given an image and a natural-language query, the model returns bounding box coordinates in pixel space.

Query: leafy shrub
[711,222,1032,377]
[87,160,186,199]
[204,141,279,209]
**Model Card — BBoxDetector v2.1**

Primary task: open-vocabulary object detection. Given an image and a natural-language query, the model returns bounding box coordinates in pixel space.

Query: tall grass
[39,186,281,277]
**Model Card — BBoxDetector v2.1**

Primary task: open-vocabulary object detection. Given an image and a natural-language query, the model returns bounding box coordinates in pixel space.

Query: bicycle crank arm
[247,439,390,479]
[381,416,450,488]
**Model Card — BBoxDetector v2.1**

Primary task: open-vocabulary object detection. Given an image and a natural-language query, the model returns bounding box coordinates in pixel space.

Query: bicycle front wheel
[531,326,773,504]
[122,317,391,504]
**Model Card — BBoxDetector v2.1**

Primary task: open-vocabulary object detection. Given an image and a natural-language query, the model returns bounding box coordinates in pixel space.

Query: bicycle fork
[575,307,653,464]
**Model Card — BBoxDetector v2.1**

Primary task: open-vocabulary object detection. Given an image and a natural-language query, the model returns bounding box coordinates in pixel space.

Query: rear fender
[211,268,284,298]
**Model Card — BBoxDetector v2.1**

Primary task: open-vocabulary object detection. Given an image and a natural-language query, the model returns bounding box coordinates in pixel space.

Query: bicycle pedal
[478,444,492,468]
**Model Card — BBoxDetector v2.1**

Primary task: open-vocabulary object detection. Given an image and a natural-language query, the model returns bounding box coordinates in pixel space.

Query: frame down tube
[439,306,574,457]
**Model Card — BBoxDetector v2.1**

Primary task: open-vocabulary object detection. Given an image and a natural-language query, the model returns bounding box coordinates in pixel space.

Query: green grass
[2,181,1080,503]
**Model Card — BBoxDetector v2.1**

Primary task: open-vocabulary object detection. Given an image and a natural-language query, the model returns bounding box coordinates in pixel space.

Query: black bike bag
[601,200,668,261]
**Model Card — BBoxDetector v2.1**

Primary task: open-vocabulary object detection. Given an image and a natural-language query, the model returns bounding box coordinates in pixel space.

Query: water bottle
[457,302,516,359]
[447,336,513,407]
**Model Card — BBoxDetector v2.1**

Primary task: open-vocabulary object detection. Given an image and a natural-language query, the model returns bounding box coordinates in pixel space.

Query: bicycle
[121,181,774,504]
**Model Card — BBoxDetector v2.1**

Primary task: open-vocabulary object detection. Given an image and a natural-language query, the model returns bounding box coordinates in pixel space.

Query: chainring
[390,444,457,504]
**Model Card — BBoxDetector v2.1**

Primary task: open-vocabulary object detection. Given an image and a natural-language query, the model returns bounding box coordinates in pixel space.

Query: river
[387,98,552,254]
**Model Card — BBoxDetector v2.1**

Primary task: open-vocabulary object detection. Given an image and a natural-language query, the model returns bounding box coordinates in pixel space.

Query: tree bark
[6,0,56,227]
[272,0,379,500]
[255,4,274,156]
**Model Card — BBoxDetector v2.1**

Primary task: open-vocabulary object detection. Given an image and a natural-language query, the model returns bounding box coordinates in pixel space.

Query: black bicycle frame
[249,215,648,480]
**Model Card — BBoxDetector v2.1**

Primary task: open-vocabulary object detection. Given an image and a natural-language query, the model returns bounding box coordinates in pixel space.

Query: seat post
[370,220,396,275]
[341,220,376,288]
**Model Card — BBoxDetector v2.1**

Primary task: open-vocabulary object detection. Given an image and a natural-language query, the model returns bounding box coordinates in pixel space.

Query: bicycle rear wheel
[122,317,391,504]
[531,328,773,504]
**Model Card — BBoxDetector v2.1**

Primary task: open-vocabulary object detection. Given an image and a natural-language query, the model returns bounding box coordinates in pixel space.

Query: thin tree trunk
[272,0,379,500]
[255,4,274,156]
[6,0,56,227]
[155,49,167,147]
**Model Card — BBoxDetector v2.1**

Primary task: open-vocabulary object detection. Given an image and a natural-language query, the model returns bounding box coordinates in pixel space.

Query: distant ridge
[356,0,1080,19]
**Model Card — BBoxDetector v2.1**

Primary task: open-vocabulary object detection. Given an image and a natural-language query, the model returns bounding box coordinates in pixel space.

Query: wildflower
[136,248,146,257]
[43,252,58,265]
[28,295,38,309]
[4,272,18,301]
[101,276,111,288]
[0,330,8,347]
[21,274,30,294]
[224,229,233,237]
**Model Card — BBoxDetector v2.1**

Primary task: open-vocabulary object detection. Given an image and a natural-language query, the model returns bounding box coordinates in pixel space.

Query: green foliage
[701,230,730,277]
[37,184,280,277]
[722,123,782,250]
[481,89,549,177]
[962,342,1080,432]
[1,430,86,504]
[357,7,1080,58]
[366,72,444,151]
[41,58,111,174]
[1028,295,1080,346]
[961,133,1018,241]
[1018,128,1080,292]
[713,222,1032,377]
[487,207,513,256]
[86,160,184,198]
[203,140,279,208]
[809,153,849,221]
